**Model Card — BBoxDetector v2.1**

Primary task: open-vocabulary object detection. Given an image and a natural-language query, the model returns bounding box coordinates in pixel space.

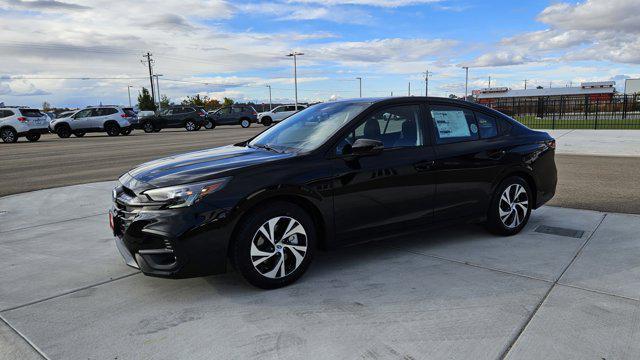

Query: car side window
[232,107,242,114]
[0,110,12,118]
[475,112,498,139]
[336,104,423,154]
[430,105,478,144]
[74,109,92,119]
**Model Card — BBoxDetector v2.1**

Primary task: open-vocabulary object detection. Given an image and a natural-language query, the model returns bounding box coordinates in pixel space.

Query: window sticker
[470,123,478,133]
[431,110,471,138]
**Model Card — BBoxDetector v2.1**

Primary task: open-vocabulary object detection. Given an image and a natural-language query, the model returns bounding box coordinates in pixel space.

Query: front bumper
[109,197,234,279]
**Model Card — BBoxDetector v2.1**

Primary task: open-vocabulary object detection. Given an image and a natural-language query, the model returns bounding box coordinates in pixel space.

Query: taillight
[252,111,257,115]
[17,117,27,122]
[121,113,130,118]
[547,139,556,149]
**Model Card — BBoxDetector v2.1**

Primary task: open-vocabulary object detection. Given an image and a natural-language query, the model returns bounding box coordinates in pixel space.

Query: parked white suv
[257,104,306,126]
[49,106,137,138]
[0,107,50,143]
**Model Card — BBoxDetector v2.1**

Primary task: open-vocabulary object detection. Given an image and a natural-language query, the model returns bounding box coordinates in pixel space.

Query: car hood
[127,145,294,188]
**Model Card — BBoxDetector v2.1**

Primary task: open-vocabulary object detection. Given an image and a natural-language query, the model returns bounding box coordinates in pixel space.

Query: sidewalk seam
[0,314,49,360]
[0,272,140,313]
[498,213,608,359]
[0,212,107,234]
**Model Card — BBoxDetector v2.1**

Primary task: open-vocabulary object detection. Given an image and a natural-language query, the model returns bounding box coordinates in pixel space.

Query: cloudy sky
[0,0,639,108]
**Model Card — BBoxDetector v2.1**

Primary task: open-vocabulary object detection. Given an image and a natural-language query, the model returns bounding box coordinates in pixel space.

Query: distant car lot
[0,127,639,214]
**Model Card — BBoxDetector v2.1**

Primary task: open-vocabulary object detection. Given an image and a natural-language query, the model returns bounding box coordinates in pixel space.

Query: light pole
[423,70,429,97]
[286,52,304,109]
[153,74,163,111]
[355,77,362,97]
[462,66,469,99]
[266,84,272,111]
[488,76,491,89]
[127,85,133,107]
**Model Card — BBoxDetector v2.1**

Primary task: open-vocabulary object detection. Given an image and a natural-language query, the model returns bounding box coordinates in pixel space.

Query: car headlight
[142,177,231,208]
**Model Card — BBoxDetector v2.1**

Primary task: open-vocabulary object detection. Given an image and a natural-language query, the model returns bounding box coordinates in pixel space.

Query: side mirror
[344,138,383,157]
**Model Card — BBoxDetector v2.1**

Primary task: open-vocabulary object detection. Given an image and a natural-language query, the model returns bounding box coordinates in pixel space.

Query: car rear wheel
[240,119,251,128]
[73,131,86,137]
[142,122,155,133]
[204,120,215,130]
[262,117,272,126]
[185,120,197,131]
[1,128,18,143]
[26,133,41,142]
[232,202,315,289]
[55,125,72,138]
[105,123,120,136]
[486,176,532,236]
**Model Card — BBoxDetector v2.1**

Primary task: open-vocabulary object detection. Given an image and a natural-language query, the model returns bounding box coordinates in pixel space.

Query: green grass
[513,115,640,129]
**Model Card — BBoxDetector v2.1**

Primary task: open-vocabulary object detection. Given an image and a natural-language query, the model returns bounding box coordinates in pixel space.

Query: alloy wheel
[241,120,250,128]
[185,121,196,131]
[1,129,16,143]
[250,216,307,279]
[499,183,529,229]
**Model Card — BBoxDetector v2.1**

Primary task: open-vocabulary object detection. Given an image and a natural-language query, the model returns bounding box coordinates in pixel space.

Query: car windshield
[248,101,370,153]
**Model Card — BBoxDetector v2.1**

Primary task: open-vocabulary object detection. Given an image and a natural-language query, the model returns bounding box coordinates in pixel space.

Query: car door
[215,107,233,124]
[71,109,93,130]
[331,103,436,243]
[427,103,511,221]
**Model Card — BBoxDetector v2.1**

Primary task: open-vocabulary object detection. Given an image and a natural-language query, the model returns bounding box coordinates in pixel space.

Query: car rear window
[123,108,137,117]
[19,109,44,117]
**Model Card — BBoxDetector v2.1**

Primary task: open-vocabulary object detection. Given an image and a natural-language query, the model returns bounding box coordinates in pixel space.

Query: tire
[1,128,18,143]
[261,117,272,126]
[73,131,86,137]
[120,128,132,136]
[26,133,41,142]
[486,176,532,236]
[55,125,72,139]
[142,122,155,133]
[105,123,120,136]
[185,120,197,131]
[240,119,251,128]
[204,120,215,130]
[231,202,316,289]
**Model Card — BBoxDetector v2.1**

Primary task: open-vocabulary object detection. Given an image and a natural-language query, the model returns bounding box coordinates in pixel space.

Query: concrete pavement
[548,129,640,157]
[1,183,639,359]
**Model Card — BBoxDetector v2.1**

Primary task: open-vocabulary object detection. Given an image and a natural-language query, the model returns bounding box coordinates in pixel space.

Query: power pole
[462,66,469,99]
[142,52,155,104]
[408,82,411,96]
[423,70,429,97]
[154,74,163,111]
[127,85,133,107]
[488,76,491,88]
[355,77,362,97]
[266,85,272,110]
[524,79,528,89]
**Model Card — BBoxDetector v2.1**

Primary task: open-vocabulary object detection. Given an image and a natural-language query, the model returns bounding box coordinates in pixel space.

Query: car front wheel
[240,119,251,128]
[142,122,155,133]
[232,202,315,289]
[73,131,86,137]
[1,128,18,143]
[261,117,272,126]
[486,176,532,236]
[204,120,215,130]
[120,128,132,136]
[55,125,72,138]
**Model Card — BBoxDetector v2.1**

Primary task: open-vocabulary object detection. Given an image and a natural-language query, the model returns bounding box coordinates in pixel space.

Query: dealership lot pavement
[1,183,639,359]
[2,128,640,214]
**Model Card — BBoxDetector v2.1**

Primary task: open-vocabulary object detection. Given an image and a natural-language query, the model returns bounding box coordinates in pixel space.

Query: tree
[448,94,459,99]
[42,101,52,111]
[223,97,234,106]
[137,87,156,111]
[160,94,171,108]
[182,94,206,107]
[204,97,221,110]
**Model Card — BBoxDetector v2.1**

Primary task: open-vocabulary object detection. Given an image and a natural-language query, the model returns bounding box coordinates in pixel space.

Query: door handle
[414,160,435,171]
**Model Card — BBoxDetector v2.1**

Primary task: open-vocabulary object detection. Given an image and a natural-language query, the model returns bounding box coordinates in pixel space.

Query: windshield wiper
[251,143,283,153]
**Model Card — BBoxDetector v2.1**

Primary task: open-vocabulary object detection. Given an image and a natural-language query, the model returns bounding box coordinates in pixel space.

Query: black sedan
[110,97,557,288]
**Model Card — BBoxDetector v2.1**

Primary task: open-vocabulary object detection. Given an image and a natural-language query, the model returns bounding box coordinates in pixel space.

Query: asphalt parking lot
[1,127,640,214]
[1,182,639,359]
